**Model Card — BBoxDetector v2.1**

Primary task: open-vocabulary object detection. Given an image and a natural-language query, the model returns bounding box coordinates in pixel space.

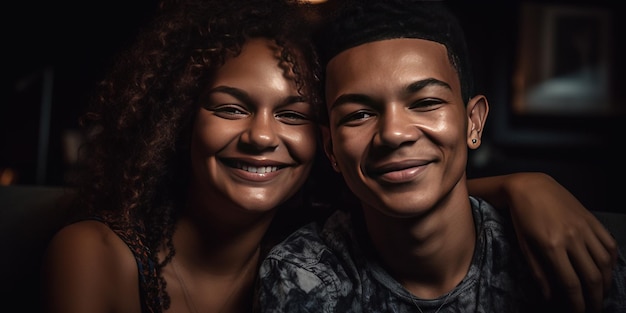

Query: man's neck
[362,194,476,299]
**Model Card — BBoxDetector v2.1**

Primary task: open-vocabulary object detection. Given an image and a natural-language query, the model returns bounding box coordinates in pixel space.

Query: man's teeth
[241,164,278,174]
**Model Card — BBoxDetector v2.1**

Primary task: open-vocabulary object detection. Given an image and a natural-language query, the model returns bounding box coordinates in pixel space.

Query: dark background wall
[447,0,625,213]
[2,0,159,186]
[2,0,624,213]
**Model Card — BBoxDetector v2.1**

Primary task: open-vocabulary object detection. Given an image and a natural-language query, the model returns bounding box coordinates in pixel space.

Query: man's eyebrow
[329,94,374,110]
[406,78,451,94]
[329,78,452,110]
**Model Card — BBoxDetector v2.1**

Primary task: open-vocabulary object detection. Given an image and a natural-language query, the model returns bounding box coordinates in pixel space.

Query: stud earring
[471,139,477,144]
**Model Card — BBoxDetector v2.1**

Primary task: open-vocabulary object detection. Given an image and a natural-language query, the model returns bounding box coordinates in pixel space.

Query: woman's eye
[209,105,249,119]
[276,111,311,125]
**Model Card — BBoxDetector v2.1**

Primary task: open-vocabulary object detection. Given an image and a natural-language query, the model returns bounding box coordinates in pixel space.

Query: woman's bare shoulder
[45,220,134,264]
[42,220,141,313]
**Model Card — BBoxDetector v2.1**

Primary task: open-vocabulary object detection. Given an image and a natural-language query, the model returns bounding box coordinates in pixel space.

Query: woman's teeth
[241,164,278,174]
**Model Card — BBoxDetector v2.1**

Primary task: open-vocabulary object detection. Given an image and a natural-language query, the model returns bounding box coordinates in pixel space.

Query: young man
[257,1,626,312]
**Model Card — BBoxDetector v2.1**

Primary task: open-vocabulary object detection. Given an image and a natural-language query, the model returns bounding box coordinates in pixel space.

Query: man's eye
[338,111,374,125]
[351,111,373,120]
[410,98,445,111]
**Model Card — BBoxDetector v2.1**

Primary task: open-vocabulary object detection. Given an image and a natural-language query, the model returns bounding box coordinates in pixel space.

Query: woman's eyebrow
[206,85,251,102]
[205,86,307,107]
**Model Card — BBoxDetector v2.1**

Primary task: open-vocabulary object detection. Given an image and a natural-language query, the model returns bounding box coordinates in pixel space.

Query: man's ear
[466,95,489,150]
[320,125,340,172]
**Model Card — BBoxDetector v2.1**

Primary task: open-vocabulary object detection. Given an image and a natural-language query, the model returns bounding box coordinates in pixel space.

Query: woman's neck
[171,210,271,272]
[161,214,267,313]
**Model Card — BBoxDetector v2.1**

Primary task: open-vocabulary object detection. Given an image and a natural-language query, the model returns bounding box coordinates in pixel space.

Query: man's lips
[366,159,431,183]
[366,159,431,175]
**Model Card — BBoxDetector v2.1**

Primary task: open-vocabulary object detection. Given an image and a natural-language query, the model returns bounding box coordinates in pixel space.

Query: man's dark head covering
[314,0,474,104]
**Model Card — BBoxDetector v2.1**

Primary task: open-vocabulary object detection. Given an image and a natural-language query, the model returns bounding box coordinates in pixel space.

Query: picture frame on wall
[512,3,613,116]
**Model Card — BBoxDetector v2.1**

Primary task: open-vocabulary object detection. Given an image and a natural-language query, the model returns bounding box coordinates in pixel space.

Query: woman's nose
[240,112,279,151]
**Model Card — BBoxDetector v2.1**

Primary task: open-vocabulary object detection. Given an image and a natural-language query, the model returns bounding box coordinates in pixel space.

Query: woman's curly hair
[68,0,322,310]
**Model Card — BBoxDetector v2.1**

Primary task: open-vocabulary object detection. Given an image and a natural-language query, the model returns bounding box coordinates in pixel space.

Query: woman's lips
[222,159,285,182]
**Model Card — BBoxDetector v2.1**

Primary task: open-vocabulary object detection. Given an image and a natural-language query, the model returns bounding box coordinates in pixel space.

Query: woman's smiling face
[190,38,317,213]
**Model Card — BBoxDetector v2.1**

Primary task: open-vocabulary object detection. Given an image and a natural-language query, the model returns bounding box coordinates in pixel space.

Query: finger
[591,220,619,293]
[587,211,618,258]
[544,248,585,313]
[568,241,604,313]
[521,241,551,299]
[587,230,616,298]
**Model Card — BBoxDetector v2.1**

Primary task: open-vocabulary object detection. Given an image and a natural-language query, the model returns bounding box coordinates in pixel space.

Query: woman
[41,0,617,312]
